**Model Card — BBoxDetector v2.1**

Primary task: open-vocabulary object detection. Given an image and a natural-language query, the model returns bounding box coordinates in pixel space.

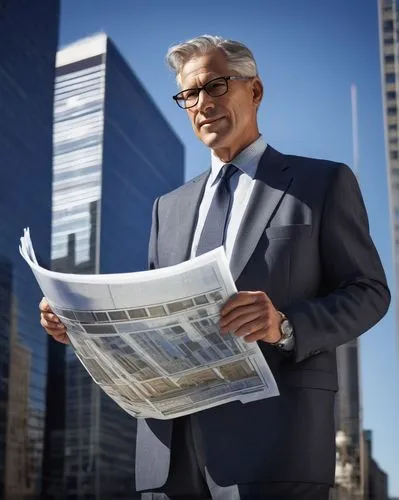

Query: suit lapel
[230,146,293,281]
[166,170,210,266]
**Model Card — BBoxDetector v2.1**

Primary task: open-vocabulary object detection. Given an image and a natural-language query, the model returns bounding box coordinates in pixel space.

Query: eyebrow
[180,75,223,90]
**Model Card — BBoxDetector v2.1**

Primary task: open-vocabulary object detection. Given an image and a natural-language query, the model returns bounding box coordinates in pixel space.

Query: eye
[182,89,199,100]
[207,81,224,90]
[205,78,227,96]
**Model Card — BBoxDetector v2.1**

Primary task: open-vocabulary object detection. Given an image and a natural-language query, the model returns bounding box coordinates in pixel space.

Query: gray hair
[166,35,258,85]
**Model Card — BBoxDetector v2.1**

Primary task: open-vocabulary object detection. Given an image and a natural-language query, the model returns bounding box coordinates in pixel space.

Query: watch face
[281,319,293,338]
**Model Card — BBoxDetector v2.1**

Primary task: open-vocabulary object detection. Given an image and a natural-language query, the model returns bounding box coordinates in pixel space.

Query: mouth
[199,116,224,128]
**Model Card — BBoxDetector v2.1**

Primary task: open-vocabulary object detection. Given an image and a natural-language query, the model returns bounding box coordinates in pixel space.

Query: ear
[252,77,263,108]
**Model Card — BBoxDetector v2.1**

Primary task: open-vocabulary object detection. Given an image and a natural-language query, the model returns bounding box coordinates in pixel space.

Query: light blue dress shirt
[191,135,266,261]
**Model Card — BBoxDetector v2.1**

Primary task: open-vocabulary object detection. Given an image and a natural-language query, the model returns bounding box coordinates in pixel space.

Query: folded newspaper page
[20,228,279,419]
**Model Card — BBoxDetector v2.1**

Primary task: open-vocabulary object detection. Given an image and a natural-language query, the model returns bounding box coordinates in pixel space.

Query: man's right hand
[39,297,69,344]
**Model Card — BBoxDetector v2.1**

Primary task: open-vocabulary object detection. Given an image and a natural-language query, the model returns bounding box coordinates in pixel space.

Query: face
[179,49,263,162]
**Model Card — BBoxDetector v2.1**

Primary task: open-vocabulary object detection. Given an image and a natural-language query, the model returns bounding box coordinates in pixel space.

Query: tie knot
[222,163,238,182]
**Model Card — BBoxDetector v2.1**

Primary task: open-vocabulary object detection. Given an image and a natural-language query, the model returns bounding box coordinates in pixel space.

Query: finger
[40,317,67,333]
[233,318,268,337]
[39,297,52,312]
[220,304,265,330]
[221,292,258,316]
[51,332,70,344]
[43,312,61,323]
[220,309,264,334]
[221,291,268,317]
[242,329,270,343]
[41,314,64,328]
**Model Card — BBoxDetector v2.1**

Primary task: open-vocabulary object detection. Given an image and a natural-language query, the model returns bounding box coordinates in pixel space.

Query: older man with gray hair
[40,35,390,499]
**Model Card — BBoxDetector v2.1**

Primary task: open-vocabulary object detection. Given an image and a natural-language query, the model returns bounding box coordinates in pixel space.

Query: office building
[0,1,60,498]
[334,85,363,500]
[50,33,184,498]
[363,430,389,500]
[335,340,363,498]
[379,0,399,352]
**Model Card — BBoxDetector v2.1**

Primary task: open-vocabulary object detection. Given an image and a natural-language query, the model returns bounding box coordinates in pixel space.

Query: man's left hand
[219,291,282,344]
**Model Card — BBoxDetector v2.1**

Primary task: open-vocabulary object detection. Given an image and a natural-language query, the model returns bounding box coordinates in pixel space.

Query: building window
[390,150,398,160]
[387,90,397,100]
[389,124,397,131]
[386,73,396,83]
[385,54,395,64]
[385,37,394,45]
[388,106,397,115]
[384,20,394,32]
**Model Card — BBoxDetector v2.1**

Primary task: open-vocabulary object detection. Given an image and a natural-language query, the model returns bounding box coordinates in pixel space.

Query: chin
[200,132,228,149]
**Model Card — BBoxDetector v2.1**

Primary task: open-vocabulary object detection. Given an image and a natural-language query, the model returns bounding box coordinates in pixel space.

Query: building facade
[0,1,60,498]
[334,86,363,500]
[363,430,389,500]
[334,340,363,498]
[49,33,184,499]
[379,0,399,352]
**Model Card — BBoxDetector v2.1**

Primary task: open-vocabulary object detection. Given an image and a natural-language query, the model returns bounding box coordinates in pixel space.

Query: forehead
[179,49,229,88]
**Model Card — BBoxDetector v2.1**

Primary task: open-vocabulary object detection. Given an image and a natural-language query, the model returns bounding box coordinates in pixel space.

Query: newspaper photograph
[20,228,279,420]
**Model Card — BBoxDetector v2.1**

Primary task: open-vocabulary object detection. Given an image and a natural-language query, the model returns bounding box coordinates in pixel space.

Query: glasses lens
[205,78,228,97]
[175,89,199,109]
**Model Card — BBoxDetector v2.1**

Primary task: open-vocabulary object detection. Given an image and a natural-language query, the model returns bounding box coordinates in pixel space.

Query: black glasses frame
[172,75,254,109]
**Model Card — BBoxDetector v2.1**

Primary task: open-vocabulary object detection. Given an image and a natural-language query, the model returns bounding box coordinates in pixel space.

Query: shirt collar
[209,135,267,185]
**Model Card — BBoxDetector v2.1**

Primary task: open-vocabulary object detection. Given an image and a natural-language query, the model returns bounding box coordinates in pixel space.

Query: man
[40,35,390,499]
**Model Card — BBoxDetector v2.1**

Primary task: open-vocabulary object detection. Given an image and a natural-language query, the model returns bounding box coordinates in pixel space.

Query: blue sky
[59,0,399,494]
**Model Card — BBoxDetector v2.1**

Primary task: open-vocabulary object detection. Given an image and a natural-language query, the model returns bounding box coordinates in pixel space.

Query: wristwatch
[273,311,294,349]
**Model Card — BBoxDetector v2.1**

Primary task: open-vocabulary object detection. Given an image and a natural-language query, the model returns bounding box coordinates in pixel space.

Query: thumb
[39,297,51,312]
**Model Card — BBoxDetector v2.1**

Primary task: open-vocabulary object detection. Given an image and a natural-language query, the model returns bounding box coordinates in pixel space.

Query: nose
[196,88,216,113]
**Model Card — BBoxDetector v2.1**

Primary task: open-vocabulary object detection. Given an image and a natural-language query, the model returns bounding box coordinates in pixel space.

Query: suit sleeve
[283,164,391,363]
[148,197,160,270]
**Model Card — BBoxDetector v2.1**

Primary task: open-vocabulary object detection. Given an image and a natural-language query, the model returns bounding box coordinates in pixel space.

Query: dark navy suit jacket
[135,145,390,491]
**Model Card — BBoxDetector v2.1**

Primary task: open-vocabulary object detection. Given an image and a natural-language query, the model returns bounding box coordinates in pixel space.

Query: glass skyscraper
[50,33,184,499]
[0,1,60,498]
[379,0,399,352]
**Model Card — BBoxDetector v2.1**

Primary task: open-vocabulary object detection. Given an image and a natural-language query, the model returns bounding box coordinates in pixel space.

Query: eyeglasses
[172,75,254,109]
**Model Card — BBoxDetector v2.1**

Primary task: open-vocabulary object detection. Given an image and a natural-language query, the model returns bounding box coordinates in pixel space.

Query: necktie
[196,164,238,256]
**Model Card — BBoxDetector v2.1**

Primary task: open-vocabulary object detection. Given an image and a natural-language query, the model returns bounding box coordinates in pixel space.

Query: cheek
[235,108,252,128]
[191,121,202,139]
[187,113,199,133]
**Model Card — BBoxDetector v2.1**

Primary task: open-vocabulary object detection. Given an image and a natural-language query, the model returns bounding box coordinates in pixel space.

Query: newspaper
[20,228,279,420]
